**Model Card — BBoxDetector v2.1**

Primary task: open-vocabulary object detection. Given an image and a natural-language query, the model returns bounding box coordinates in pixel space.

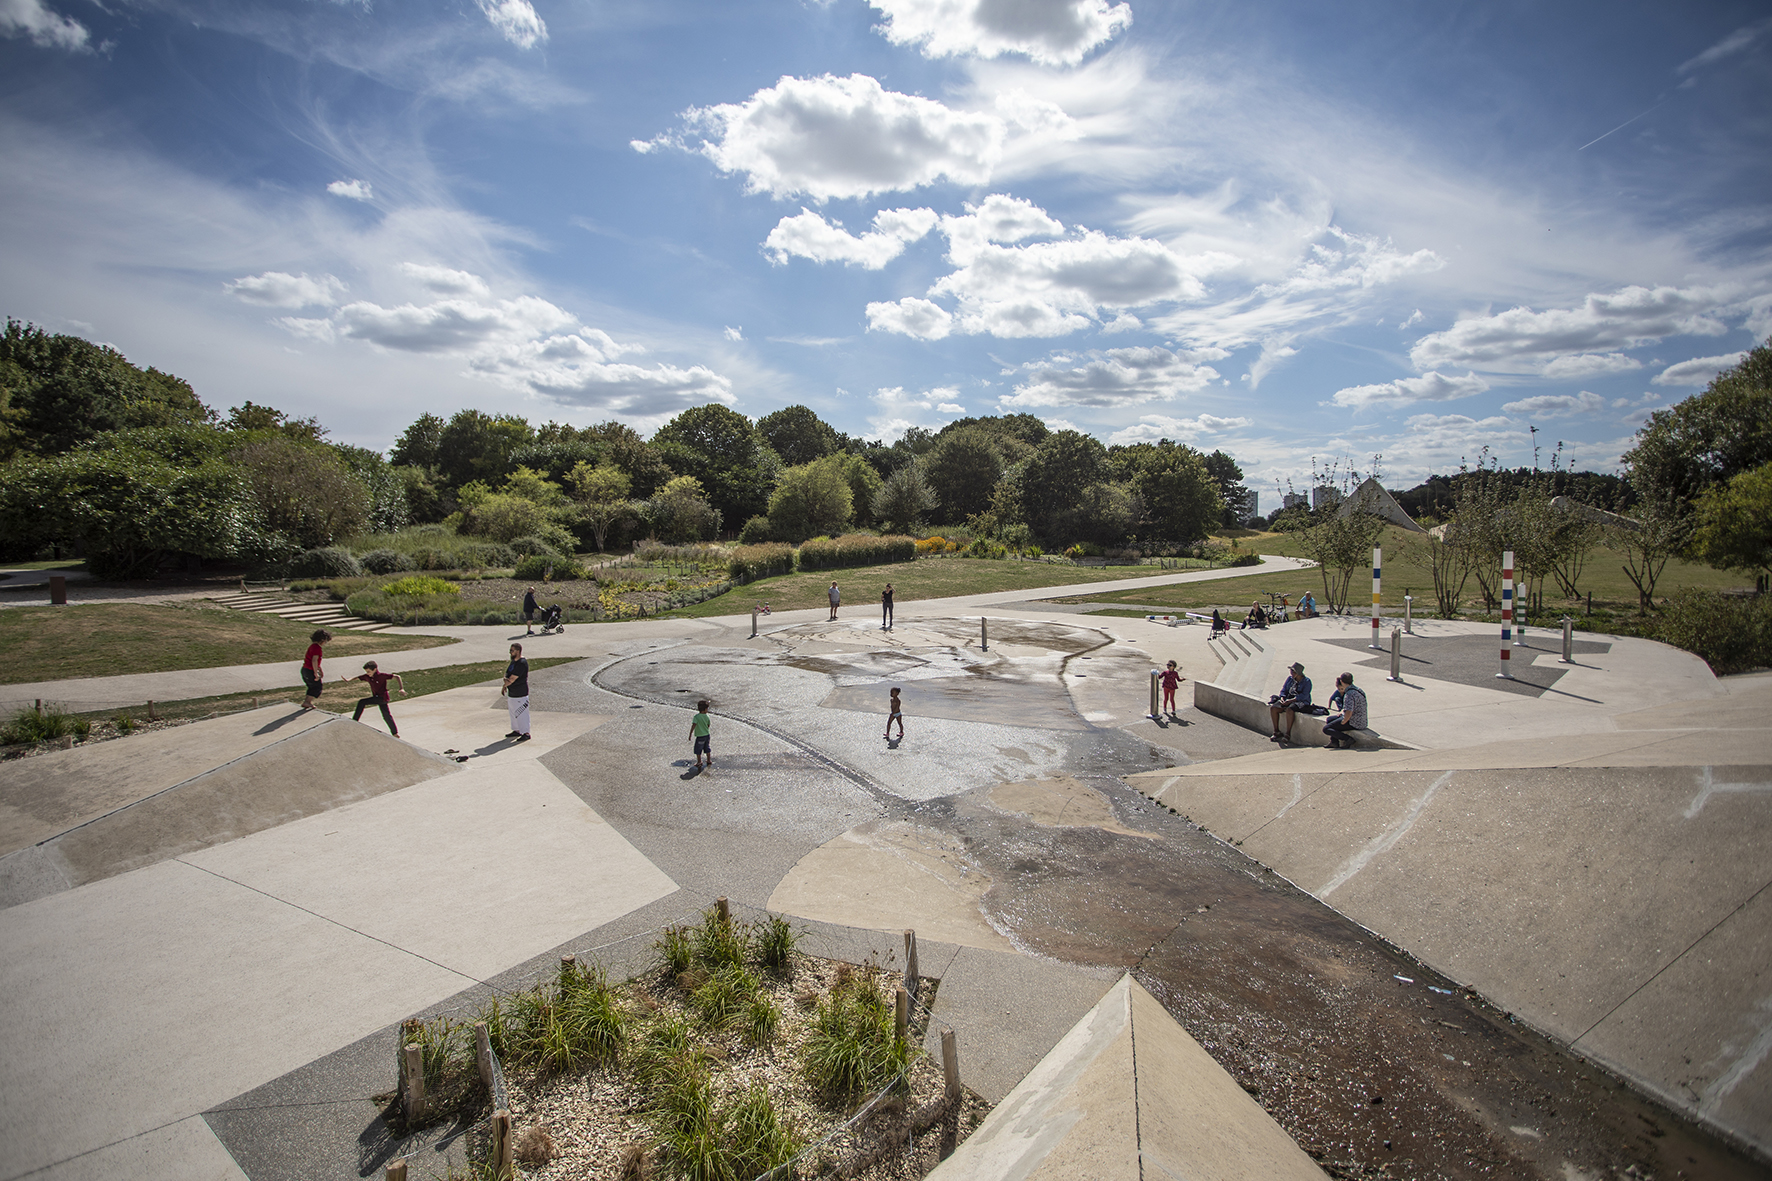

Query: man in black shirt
[882,583,894,630]
[503,642,531,741]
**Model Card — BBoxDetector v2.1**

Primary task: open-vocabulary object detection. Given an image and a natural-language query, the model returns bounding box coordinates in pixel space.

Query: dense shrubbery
[796,534,916,570]
[288,546,364,578]
[727,542,794,582]
[358,548,417,575]
[1652,589,1771,675]
[381,575,460,597]
[513,553,585,581]
[345,589,529,627]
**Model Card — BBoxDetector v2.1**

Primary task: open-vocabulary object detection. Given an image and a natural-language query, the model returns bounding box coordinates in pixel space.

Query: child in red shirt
[299,629,332,710]
[345,660,406,736]
[1160,660,1184,715]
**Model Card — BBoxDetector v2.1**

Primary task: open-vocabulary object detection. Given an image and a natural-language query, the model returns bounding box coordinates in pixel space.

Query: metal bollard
[1149,669,1161,718]
[1388,627,1402,682]
[1403,594,1413,635]
[49,574,67,606]
[751,604,759,639]
[1560,616,1574,664]
[981,617,988,651]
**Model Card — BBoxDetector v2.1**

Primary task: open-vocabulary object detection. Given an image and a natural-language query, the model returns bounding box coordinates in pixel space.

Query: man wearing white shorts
[503,642,531,742]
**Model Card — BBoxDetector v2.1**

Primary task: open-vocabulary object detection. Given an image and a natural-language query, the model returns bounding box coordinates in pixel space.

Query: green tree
[224,401,325,442]
[435,409,535,489]
[1297,510,1386,614]
[1202,450,1254,527]
[757,405,841,467]
[1111,440,1223,543]
[333,443,411,534]
[587,421,673,499]
[230,437,371,554]
[767,455,854,542]
[871,464,938,534]
[0,319,215,453]
[647,475,722,542]
[1622,340,1772,504]
[1021,431,1108,542]
[1612,499,1692,613]
[568,462,638,552]
[1691,461,1772,589]
[652,404,777,526]
[390,412,445,469]
[922,429,1003,525]
[839,453,885,527]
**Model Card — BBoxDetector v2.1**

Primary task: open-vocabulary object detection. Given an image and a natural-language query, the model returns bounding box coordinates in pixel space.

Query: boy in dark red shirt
[345,660,406,736]
[299,629,332,710]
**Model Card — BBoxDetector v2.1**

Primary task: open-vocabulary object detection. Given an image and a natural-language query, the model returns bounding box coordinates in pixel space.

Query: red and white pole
[1497,549,1514,679]
[1369,545,1382,649]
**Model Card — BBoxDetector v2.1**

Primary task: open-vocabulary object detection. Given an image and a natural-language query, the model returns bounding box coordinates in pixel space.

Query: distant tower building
[1311,485,1342,511]
[1282,491,1307,510]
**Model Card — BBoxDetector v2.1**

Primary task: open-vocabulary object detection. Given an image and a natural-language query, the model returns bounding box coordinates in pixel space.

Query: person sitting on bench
[1267,662,1312,743]
[1323,672,1368,749]
[1299,591,1317,618]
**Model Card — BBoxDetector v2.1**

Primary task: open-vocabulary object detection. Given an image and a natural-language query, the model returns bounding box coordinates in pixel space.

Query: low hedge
[289,547,364,578]
[796,534,916,571]
[1652,589,1772,675]
[344,590,541,627]
[728,543,795,582]
[513,553,586,581]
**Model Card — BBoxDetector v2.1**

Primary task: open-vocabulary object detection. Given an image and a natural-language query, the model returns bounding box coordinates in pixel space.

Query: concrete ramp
[928,974,1327,1181]
[1130,758,1772,1157]
[0,711,457,909]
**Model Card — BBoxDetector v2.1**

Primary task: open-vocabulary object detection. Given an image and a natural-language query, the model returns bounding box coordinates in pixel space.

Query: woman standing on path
[299,630,331,711]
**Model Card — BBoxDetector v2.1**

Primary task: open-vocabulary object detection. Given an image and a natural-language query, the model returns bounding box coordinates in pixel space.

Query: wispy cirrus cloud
[1003,345,1227,408]
[1652,351,1746,386]
[225,271,348,308]
[1107,412,1251,445]
[1500,390,1606,417]
[1329,370,1488,410]
[1,0,89,50]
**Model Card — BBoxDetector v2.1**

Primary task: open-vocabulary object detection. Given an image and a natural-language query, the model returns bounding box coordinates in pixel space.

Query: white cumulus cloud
[401,263,491,298]
[0,0,89,50]
[868,384,965,439]
[475,0,547,48]
[1107,413,1253,445]
[868,194,1203,340]
[1330,370,1489,410]
[869,0,1131,66]
[723,326,744,341]
[1408,285,1730,376]
[1003,345,1227,408]
[327,179,374,201]
[1653,351,1747,386]
[679,74,1004,201]
[225,271,347,309]
[866,296,954,340]
[765,207,938,268]
[1500,391,1606,417]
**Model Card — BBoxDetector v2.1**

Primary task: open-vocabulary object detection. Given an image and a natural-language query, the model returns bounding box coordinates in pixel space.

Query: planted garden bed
[396,909,990,1180]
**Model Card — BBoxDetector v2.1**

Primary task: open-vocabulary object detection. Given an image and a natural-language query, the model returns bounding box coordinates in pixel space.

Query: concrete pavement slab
[0,706,329,857]
[182,758,677,982]
[29,1116,249,1181]
[5,716,458,908]
[1576,878,1772,1160]
[0,859,471,1181]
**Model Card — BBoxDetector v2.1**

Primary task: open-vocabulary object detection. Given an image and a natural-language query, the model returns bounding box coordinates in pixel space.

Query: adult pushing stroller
[537,603,566,634]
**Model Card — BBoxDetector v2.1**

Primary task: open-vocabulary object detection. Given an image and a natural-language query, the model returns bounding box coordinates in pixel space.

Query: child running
[884,687,903,741]
[1160,660,1184,715]
[690,699,713,771]
[345,660,407,736]
[299,629,331,710]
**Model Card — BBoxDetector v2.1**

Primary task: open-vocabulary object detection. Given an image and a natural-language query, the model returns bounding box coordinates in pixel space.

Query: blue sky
[3,0,1769,508]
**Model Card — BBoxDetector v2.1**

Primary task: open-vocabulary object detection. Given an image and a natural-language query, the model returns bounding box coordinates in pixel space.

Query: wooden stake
[147,700,157,721]
[904,929,918,998]
[59,735,72,750]
[717,896,730,924]
[492,1109,514,1177]
[402,1043,426,1124]
[560,953,575,970]
[475,1021,493,1092]
[941,1028,960,1104]
[895,986,908,1043]
[385,1159,408,1181]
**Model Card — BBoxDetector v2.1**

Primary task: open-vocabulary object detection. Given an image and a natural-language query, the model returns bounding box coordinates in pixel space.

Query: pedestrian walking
[345,660,406,736]
[690,699,713,771]
[884,686,903,741]
[522,586,538,635]
[502,642,531,741]
[299,629,332,710]
[828,581,841,620]
[881,583,894,630]
[1160,659,1184,714]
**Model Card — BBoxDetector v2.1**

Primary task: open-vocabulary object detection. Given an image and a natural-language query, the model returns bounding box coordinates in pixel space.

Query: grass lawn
[70,657,580,724]
[653,556,1226,619]
[1060,524,1751,615]
[0,602,457,685]
[0,560,87,572]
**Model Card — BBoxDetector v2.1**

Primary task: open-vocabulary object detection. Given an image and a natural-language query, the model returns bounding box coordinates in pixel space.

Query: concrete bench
[1192,681,1418,750]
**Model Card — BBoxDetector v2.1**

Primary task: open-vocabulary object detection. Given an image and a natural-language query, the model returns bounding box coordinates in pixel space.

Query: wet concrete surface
[561,625,1767,1179]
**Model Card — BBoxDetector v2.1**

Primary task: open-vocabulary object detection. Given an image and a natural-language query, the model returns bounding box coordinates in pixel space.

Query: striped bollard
[1497,550,1515,679]
[1368,545,1383,649]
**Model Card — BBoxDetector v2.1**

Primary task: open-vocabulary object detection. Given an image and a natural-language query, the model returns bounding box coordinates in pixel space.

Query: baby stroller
[537,604,566,634]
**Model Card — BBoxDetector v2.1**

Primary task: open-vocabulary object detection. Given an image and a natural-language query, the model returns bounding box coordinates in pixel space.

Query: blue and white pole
[1497,550,1515,679]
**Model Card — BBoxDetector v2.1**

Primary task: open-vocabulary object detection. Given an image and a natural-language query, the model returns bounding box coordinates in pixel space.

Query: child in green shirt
[690,699,713,771]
